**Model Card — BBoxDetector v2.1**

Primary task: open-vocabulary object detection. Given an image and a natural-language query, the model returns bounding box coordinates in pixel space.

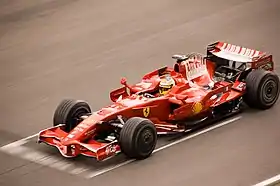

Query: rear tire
[119,117,157,160]
[53,99,91,132]
[244,69,280,109]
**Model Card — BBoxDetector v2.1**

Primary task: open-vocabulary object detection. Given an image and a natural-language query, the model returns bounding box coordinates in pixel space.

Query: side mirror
[120,77,127,86]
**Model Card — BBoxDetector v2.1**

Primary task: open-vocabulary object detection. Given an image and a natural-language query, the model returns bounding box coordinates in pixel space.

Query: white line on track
[85,116,242,178]
[253,174,280,186]
[0,116,241,179]
[0,134,90,175]
[1,143,90,174]
[0,132,38,150]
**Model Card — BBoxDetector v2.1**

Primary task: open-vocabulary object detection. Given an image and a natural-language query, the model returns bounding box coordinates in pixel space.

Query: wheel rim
[137,127,156,154]
[262,79,278,104]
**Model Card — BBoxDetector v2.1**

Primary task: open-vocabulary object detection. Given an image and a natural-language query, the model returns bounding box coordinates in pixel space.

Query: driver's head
[159,74,175,96]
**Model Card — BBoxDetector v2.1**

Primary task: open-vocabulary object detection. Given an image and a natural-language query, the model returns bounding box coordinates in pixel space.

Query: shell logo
[192,102,203,114]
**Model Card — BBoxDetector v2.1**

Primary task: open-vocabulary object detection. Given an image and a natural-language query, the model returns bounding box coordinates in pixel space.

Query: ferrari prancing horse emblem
[143,107,150,117]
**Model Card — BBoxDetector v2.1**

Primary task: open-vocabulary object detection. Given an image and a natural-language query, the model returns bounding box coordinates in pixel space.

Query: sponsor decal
[105,144,117,155]
[85,128,96,136]
[192,102,203,114]
[143,107,150,117]
[237,82,246,90]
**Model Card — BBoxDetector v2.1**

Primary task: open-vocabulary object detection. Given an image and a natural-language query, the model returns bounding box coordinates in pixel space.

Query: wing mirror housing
[120,77,127,86]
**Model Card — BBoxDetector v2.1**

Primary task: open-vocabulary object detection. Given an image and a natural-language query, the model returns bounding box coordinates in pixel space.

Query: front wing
[37,125,121,161]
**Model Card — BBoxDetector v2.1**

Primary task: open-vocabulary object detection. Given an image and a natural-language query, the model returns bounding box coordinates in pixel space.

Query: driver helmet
[159,74,175,96]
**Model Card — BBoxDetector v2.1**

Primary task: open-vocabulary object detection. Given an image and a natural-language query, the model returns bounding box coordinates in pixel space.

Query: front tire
[244,69,280,109]
[53,99,91,132]
[119,117,157,160]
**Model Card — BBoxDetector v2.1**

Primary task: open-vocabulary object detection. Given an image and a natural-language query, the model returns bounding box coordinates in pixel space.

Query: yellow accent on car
[143,107,150,117]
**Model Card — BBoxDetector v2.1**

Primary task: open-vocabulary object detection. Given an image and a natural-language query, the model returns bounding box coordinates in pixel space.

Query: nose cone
[61,128,86,145]
[61,116,101,145]
[60,138,74,146]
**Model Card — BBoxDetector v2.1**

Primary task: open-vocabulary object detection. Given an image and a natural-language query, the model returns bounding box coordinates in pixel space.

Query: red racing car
[38,41,280,161]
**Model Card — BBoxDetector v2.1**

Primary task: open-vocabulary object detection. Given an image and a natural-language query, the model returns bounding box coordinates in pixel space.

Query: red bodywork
[38,41,274,161]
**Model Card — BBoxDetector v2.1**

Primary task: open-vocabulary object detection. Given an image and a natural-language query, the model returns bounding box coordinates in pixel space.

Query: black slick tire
[244,69,280,109]
[53,99,91,132]
[119,117,157,160]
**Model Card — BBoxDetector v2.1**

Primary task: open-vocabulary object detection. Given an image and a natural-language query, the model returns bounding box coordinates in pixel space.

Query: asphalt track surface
[0,0,280,186]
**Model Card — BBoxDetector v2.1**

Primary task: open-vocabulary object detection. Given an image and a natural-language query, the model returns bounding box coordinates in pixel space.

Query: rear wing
[206,41,274,70]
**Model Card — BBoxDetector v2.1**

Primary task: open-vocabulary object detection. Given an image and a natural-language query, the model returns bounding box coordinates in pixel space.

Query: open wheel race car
[38,41,280,161]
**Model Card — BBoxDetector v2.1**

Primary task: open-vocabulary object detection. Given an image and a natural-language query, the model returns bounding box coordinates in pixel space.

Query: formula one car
[38,41,280,161]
